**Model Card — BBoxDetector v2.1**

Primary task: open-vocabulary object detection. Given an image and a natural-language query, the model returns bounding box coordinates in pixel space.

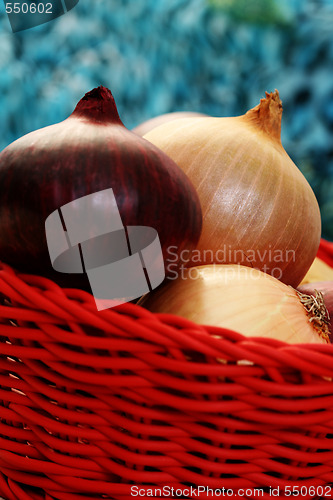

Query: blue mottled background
[0,0,332,239]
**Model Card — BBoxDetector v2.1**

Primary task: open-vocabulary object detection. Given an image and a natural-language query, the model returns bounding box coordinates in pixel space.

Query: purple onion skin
[297,281,333,341]
[0,87,202,290]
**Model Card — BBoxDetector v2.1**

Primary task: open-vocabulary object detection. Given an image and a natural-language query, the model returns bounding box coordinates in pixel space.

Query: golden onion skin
[140,265,329,345]
[144,91,321,288]
[132,111,207,136]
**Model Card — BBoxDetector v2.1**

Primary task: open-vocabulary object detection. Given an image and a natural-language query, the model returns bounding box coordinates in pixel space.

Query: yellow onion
[140,265,330,344]
[300,257,333,285]
[132,111,207,136]
[144,90,321,288]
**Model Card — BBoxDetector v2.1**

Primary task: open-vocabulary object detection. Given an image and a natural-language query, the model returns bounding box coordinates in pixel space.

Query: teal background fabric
[0,0,332,239]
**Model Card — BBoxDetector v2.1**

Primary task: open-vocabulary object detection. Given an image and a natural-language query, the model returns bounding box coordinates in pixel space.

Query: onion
[0,86,202,289]
[140,265,330,344]
[300,257,333,285]
[297,281,333,339]
[144,90,321,288]
[132,111,207,136]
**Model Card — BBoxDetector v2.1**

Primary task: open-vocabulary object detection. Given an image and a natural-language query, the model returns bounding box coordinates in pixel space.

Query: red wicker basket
[1,240,333,500]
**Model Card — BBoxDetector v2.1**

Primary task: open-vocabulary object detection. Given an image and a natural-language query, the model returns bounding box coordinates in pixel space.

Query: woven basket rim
[0,244,333,358]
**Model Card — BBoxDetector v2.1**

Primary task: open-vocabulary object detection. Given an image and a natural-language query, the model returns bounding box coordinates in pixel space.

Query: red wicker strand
[1,241,333,499]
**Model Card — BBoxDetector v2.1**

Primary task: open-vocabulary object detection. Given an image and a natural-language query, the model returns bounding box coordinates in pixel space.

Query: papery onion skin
[140,264,329,344]
[132,111,207,136]
[143,90,321,288]
[300,257,333,285]
[0,86,202,289]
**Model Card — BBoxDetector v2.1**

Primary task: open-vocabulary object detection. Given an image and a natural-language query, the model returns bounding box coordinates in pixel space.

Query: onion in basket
[132,111,207,136]
[0,86,202,289]
[140,265,331,344]
[143,90,321,287]
[300,257,333,284]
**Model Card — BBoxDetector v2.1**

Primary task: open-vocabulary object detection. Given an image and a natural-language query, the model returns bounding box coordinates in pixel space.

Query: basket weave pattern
[1,241,333,500]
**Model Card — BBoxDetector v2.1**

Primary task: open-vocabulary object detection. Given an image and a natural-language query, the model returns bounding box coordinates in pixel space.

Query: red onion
[0,86,202,290]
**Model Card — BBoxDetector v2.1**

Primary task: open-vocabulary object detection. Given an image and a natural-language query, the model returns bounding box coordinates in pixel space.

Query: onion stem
[295,289,331,342]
